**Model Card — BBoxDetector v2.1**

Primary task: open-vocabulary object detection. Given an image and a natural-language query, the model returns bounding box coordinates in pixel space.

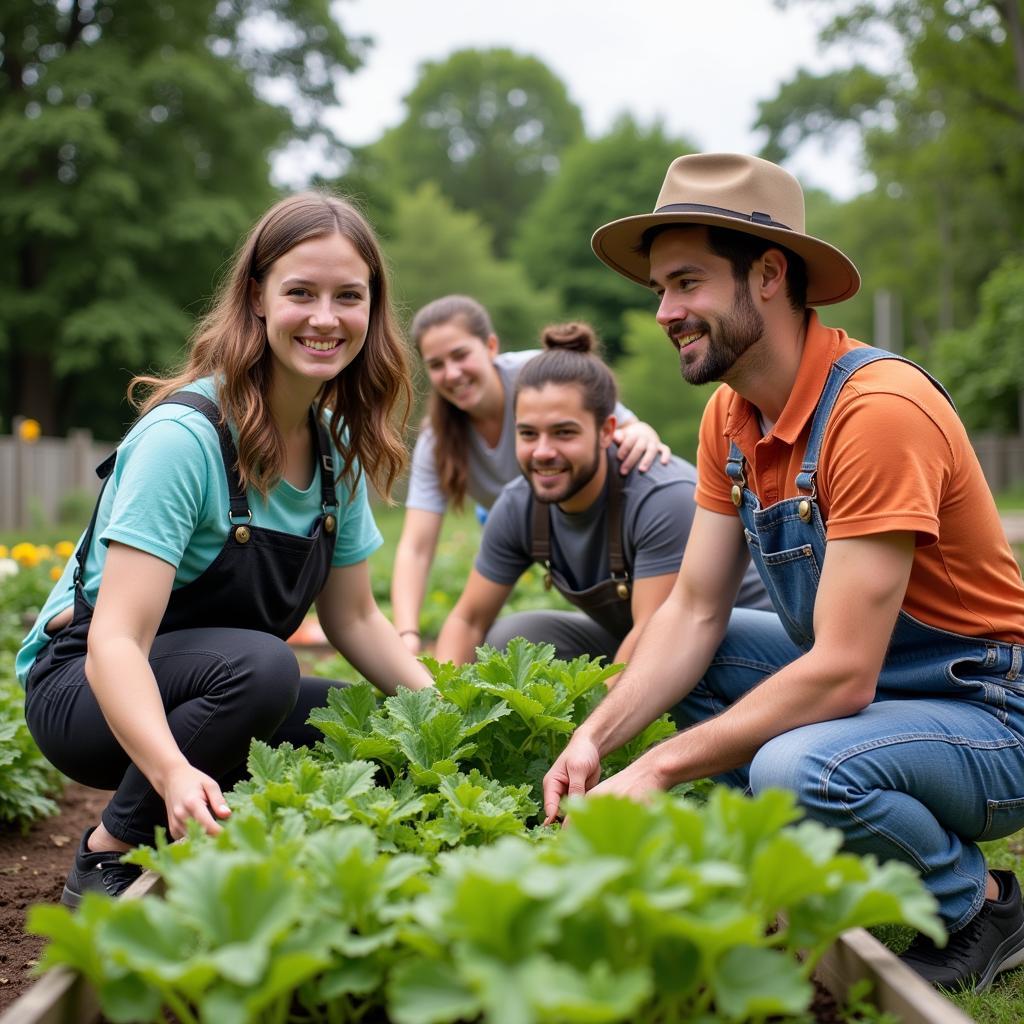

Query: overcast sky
[275,0,875,199]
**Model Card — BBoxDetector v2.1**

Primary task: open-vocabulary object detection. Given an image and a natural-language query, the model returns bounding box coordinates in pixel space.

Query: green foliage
[362,48,584,256]
[31,770,943,1023]
[0,664,62,829]
[930,253,1024,432]
[383,181,561,346]
[513,116,695,360]
[0,0,365,435]
[615,310,717,463]
[760,0,1024,349]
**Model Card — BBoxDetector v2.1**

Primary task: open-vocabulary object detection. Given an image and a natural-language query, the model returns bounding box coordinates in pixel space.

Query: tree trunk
[12,350,58,435]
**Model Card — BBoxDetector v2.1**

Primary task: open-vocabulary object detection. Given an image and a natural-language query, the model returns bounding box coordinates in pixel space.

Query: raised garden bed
[0,869,975,1024]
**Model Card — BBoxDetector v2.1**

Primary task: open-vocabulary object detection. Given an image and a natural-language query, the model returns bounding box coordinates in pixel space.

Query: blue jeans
[675,610,1024,932]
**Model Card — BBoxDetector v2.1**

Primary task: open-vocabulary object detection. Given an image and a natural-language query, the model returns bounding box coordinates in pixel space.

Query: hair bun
[540,321,601,356]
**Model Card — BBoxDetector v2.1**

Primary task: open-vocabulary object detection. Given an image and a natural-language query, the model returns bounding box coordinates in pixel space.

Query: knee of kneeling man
[749,734,818,799]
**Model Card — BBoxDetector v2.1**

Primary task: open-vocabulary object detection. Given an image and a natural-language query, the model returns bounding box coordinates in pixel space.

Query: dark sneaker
[60,828,142,908]
[899,870,1024,992]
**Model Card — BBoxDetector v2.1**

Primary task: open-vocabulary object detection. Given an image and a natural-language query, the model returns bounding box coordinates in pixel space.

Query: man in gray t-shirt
[435,378,769,666]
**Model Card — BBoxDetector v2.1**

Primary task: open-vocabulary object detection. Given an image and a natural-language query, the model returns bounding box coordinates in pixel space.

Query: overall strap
[310,410,338,511]
[155,392,250,522]
[76,390,249,582]
[794,347,955,493]
[529,450,628,577]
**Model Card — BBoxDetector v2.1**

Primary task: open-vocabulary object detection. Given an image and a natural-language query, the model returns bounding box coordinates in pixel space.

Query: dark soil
[0,782,110,1012]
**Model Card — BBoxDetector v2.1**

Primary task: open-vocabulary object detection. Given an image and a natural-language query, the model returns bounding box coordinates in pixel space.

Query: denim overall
[674,348,1024,930]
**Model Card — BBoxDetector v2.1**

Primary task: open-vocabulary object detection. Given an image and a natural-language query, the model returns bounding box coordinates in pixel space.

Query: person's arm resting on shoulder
[435,569,514,665]
[317,561,433,693]
[391,508,444,654]
[86,543,233,839]
[612,415,671,474]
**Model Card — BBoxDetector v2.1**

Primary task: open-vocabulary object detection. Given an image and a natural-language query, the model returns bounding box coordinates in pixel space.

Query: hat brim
[591,212,861,306]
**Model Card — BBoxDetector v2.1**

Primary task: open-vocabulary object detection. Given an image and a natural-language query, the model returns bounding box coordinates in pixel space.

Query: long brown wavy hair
[130,191,412,502]
[409,294,496,511]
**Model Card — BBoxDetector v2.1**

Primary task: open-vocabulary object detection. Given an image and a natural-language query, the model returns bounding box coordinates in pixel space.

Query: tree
[383,182,561,350]
[0,0,364,437]
[929,254,1024,431]
[513,116,695,362]
[757,0,1024,350]
[615,310,717,464]
[363,48,584,255]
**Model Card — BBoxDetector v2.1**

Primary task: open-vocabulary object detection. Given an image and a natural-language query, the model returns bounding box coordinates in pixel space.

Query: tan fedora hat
[591,153,860,306]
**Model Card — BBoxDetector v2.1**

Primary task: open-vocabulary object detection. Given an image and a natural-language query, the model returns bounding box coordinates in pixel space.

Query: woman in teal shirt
[20,192,431,907]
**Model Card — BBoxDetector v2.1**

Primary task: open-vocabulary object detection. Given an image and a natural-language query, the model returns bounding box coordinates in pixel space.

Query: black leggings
[24,627,340,846]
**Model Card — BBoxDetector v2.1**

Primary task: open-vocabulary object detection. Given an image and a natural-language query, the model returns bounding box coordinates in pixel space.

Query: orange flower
[17,418,42,443]
[11,543,40,568]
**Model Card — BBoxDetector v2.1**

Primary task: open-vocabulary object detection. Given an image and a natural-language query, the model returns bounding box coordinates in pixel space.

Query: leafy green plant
[0,662,62,829]
[27,642,946,1023]
[388,790,943,1024]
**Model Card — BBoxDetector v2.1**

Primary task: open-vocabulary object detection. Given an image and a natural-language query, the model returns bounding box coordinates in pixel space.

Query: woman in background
[392,294,669,654]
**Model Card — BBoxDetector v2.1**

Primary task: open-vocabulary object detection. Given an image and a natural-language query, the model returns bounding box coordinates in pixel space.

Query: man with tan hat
[542,152,1024,992]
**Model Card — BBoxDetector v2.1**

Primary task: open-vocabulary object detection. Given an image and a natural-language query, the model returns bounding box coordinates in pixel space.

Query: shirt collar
[721,310,847,447]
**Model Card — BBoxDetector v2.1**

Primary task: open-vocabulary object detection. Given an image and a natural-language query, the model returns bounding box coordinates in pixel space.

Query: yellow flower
[55,541,75,559]
[36,544,53,560]
[0,545,7,558]
[17,418,42,443]
[11,542,40,568]
[49,565,62,581]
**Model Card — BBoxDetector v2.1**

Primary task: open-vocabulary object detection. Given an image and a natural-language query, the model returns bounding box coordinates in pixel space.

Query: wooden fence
[0,431,114,532]
[3,430,1024,534]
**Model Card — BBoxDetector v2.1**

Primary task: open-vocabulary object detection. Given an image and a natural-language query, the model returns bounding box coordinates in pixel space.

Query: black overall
[529,449,633,639]
[24,393,342,845]
[484,452,634,662]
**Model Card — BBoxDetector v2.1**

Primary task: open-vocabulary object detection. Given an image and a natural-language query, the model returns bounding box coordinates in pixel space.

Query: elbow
[832,669,879,717]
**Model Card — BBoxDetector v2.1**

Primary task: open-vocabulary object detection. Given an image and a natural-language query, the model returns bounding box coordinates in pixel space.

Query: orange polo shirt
[696,312,1024,642]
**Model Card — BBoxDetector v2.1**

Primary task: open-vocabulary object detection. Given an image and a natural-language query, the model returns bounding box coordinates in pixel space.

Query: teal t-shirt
[17,378,382,685]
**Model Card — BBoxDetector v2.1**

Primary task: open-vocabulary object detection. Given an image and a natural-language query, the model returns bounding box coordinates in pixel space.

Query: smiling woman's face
[418,320,500,414]
[251,232,372,399]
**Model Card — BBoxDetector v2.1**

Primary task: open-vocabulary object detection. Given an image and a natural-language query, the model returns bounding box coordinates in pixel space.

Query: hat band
[655,202,792,231]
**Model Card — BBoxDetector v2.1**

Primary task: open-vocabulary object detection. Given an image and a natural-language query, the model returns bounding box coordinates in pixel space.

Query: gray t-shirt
[477,453,694,592]
[406,350,633,514]
[476,452,771,612]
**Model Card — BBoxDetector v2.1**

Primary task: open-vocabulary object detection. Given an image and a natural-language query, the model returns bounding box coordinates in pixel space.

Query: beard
[528,438,602,506]
[675,282,766,386]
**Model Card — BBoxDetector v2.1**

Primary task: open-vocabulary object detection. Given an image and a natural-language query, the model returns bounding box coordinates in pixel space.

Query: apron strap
[155,392,250,522]
[310,411,338,511]
[529,449,630,580]
[76,391,247,582]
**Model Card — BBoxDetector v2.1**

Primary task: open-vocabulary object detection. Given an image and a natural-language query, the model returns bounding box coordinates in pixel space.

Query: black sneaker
[60,828,142,908]
[899,870,1024,992]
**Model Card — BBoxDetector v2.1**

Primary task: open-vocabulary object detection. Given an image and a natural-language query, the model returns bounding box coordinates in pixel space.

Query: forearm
[639,647,874,787]
[435,611,486,665]
[85,641,190,794]
[391,543,432,635]
[324,607,433,693]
